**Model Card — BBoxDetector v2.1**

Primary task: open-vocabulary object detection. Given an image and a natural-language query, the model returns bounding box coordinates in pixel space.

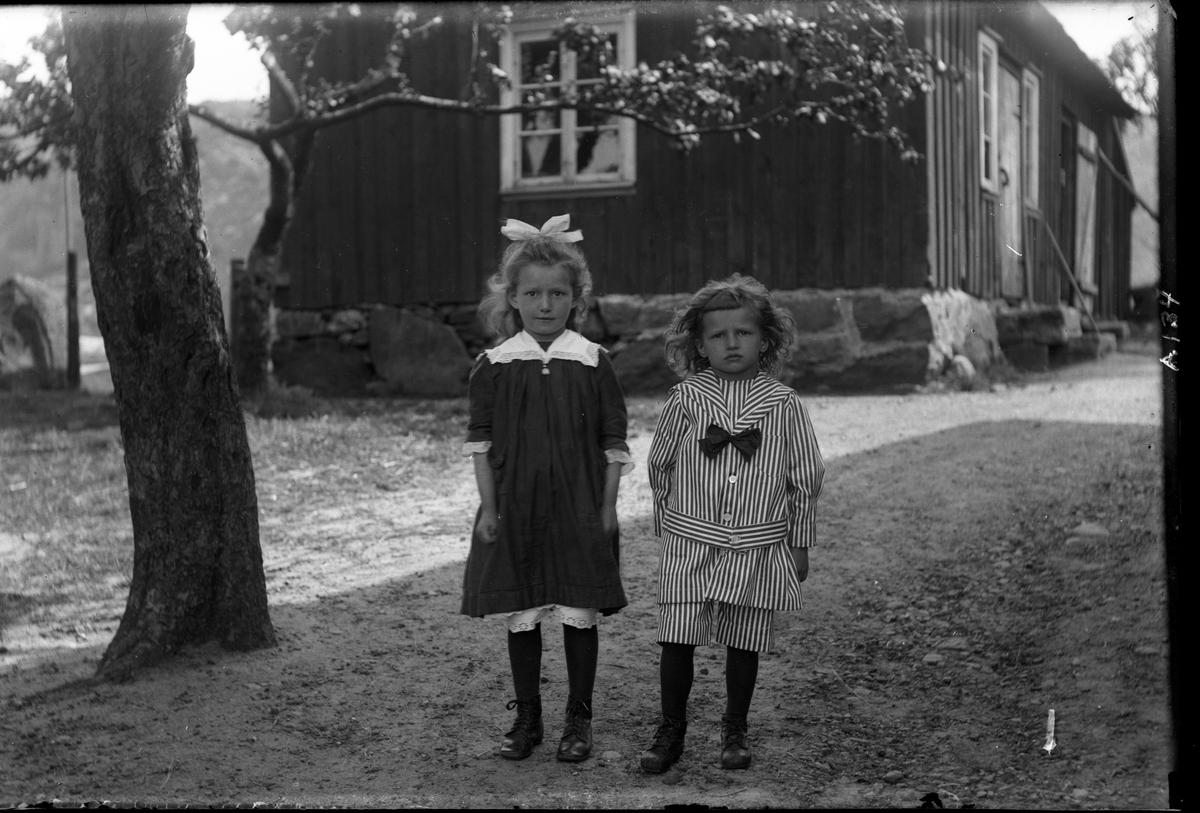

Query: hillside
[0,100,269,333]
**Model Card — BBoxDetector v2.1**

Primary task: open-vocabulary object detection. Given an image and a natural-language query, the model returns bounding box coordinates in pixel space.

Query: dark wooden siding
[277,3,928,309]
[917,1,1133,320]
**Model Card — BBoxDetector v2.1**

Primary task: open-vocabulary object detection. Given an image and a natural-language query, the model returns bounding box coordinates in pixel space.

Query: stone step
[1082,319,1130,339]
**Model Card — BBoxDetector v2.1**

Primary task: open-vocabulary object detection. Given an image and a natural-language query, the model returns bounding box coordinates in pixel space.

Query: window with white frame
[499,10,636,194]
[1021,68,1041,209]
[978,31,999,193]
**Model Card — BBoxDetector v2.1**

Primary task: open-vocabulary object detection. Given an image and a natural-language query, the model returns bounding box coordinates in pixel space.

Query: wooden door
[998,66,1024,298]
[1074,123,1099,314]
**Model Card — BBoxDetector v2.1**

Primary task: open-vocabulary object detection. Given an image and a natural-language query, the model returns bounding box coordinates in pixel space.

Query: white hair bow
[500,214,583,243]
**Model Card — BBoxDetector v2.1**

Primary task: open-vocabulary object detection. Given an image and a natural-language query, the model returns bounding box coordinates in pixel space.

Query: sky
[0,2,1158,104]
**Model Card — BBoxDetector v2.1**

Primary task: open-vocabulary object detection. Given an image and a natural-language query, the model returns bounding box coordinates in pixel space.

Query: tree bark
[64,6,276,680]
[232,132,315,395]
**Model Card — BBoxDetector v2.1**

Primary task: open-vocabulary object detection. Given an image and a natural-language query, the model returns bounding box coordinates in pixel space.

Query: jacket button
[722,512,733,522]
[729,534,741,544]
[728,474,737,484]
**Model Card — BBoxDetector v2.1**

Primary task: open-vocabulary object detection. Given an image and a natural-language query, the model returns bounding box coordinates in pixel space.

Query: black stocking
[724,646,759,721]
[659,642,696,721]
[562,623,598,717]
[507,625,542,699]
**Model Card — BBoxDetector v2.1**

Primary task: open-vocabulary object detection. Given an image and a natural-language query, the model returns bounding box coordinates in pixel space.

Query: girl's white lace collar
[484,329,600,367]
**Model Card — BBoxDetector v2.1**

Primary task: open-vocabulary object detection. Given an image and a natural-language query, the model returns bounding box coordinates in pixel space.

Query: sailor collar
[675,369,792,433]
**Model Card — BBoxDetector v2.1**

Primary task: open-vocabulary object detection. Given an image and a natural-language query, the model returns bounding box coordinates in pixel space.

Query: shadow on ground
[1,417,1168,809]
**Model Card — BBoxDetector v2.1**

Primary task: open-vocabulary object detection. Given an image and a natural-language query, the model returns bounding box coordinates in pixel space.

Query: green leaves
[1,0,933,185]
[0,14,74,181]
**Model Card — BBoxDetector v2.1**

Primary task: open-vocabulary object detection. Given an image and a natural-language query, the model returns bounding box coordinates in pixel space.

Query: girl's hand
[476,511,499,545]
[600,504,619,539]
[791,547,809,582]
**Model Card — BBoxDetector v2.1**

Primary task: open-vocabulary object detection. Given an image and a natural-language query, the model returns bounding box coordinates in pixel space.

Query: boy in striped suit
[641,274,825,773]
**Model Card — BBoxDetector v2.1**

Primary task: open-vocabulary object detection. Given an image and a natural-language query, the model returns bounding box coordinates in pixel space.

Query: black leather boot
[639,715,687,773]
[719,714,751,769]
[499,695,543,760]
[556,696,593,762]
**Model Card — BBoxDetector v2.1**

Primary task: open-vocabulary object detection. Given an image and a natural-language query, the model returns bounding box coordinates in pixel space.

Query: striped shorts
[657,601,776,653]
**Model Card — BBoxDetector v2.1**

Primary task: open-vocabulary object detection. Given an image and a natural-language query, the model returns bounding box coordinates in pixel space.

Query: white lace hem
[491,605,599,632]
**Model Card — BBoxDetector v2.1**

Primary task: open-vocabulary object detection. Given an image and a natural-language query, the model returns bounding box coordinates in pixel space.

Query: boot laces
[506,698,539,731]
[651,717,684,749]
[562,698,590,739]
[721,716,748,748]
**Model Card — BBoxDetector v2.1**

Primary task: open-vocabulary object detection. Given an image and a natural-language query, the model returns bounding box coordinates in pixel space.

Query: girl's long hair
[663,274,796,378]
[478,237,593,340]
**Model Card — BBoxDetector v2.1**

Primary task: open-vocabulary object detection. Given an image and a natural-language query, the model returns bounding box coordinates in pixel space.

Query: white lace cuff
[605,448,635,476]
[461,440,492,457]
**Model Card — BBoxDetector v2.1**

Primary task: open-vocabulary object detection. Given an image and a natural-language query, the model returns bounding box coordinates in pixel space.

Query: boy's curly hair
[663,274,796,379]
[478,236,593,340]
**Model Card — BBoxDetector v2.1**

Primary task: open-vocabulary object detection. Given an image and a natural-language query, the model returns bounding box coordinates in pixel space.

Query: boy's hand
[600,504,619,539]
[791,547,809,582]
[475,511,499,545]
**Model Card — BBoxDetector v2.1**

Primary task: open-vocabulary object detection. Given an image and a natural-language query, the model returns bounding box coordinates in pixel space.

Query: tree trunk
[64,6,276,680]
[232,134,312,396]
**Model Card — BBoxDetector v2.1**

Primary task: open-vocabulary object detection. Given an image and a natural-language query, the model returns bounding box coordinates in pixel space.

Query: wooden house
[274,1,1136,337]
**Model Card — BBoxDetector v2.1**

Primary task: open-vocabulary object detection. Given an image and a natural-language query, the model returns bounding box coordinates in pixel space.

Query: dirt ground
[0,352,1169,808]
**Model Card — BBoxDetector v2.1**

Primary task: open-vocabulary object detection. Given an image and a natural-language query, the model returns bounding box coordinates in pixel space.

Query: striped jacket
[648,371,825,609]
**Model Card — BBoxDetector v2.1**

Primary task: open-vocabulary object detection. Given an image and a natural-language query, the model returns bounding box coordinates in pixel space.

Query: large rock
[327,308,366,335]
[275,309,326,339]
[609,337,679,394]
[596,295,642,338]
[773,290,845,334]
[851,289,933,342]
[0,276,66,387]
[923,289,1001,372]
[369,306,472,397]
[636,294,690,334]
[443,303,492,355]
[827,342,933,391]
[272,336,372,395]
[578,304,608,343]
[994,304,1083,346]
[788,330,858,369]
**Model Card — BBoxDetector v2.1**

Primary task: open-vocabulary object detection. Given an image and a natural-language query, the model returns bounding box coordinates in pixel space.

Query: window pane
[521,132,561,178]
[522,106,561,132]
[577,128,622,175]
[983,141,992,180]
[576,33,617,80]
[981,51,992,94]
[520,40,559,85]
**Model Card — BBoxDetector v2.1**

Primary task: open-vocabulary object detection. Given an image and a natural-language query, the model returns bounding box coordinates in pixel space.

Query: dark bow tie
[699,424,762,462]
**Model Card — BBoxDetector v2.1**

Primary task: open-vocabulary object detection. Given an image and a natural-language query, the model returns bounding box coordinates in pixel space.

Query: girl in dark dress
[461,214,632,764]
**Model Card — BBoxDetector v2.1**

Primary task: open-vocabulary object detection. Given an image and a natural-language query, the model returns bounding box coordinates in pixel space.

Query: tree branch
[187,103,272,143]
[262,50,301,117]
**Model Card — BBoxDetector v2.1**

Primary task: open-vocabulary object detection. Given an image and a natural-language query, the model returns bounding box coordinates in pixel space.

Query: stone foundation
[271,287,1007,397]
[992,302,1119,371]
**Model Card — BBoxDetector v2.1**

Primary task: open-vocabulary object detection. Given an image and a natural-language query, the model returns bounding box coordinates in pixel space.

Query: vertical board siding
[279,2,1126,318]
[918,1,1131,317]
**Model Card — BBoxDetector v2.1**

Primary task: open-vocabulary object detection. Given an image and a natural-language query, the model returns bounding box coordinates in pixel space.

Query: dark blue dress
[460,330,630,618]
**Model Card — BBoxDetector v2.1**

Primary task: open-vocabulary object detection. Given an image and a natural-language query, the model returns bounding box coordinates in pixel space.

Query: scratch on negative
[1005,244,1022,257]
